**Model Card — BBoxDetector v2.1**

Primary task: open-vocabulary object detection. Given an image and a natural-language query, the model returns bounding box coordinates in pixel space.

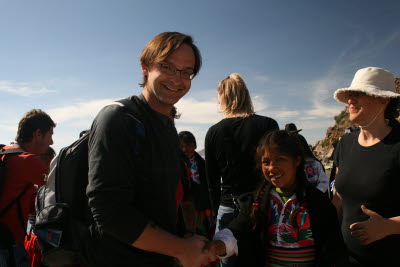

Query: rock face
[313,76,400,170]
[312,106,356,169]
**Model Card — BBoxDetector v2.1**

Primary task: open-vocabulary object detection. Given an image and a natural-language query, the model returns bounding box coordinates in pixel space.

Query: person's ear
[33,129,42,138]
[141,64,149,76]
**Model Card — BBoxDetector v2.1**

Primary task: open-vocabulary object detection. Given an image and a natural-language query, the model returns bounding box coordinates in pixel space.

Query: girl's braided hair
[250,130,309,230]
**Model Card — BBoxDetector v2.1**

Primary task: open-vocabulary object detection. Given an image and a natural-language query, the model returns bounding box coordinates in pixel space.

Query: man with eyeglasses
[87,32,213,267]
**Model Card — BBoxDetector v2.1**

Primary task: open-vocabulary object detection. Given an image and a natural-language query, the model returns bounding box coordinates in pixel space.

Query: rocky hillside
[314,76,400,169]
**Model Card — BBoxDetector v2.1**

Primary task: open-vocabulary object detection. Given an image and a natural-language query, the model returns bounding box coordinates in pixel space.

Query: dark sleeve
[324,202,349,266]
[87,105,148,245]
[205,127,221,212]
[309,188,349,266]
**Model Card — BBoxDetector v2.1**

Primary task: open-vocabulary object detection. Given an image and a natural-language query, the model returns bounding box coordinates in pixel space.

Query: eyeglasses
[157,63,195,80]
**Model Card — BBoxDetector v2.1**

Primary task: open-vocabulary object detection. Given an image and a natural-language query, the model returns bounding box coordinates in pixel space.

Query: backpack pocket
[35,203,68,247]
[34,203,86,266]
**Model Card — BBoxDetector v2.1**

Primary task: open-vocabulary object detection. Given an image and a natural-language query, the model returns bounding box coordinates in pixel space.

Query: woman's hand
[350,205,391,245]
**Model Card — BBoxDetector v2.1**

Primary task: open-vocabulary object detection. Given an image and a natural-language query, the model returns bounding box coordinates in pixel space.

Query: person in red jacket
[0,109,55,267]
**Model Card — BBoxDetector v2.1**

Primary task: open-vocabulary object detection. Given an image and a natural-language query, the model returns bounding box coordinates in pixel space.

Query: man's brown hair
[15,109,56,144]
[139,32,202,87]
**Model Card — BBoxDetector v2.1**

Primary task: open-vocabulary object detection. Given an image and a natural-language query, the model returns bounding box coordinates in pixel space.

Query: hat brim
[334,86,400,103]
[288,129,302,133]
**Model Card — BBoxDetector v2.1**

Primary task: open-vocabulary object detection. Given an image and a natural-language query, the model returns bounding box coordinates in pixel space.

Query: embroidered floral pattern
[266,190,314,248]
[304,159,319,185]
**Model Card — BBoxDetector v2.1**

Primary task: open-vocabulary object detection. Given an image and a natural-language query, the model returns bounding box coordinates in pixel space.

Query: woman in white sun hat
[332,67,400,266]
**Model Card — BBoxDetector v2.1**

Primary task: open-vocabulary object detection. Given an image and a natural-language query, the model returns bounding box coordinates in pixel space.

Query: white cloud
[176,94,271,125]
[253,75,270,82]
[175,97,224,124]
[0,124,16,133]
[301,116,318,120]
[47,98,115,123]
[264,109,300,120]
[299,119,335,130]
[0,81,56,96]
[350,30,400,61]
[381,31,400,48]
[303,71,346,119]
[306,103,343,118]
[253,95,269,112]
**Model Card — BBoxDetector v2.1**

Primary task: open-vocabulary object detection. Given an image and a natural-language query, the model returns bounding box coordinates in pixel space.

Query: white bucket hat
[334,67,400,103]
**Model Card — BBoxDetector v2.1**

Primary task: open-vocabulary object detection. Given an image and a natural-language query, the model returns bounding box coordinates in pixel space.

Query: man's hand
[176,235,211,267]
[204,240,226,258]
[350,205,389,245]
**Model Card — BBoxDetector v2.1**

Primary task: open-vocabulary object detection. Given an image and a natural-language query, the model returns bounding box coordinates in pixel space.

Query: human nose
[268,161,279,171]
[348,95,356,105]
[347,92,359,104]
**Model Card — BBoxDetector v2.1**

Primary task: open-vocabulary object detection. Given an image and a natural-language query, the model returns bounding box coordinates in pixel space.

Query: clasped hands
[177,235,226,267]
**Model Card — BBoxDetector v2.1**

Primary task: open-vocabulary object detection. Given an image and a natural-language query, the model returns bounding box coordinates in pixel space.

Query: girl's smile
[261,148,301,189]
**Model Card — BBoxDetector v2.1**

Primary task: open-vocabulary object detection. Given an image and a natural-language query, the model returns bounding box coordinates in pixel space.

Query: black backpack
[34,98,147,266]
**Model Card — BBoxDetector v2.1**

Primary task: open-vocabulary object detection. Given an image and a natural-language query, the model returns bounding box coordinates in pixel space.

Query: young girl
[208,130,348,266]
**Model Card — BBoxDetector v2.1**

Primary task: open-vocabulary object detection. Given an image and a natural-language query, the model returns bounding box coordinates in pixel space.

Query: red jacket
[0,146,47,243]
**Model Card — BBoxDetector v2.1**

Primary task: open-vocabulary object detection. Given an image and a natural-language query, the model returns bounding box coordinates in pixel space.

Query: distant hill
[313,76,400,169]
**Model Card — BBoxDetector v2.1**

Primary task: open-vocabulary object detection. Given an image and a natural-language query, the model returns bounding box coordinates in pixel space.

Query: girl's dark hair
[250,130,308,230]
[298,135,314,159]
[384,98,400,128]
[178,131,197,147]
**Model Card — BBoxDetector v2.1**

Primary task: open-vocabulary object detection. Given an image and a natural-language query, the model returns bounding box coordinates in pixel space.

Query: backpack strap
[115,98,144,124]
[0,184,31,233]
[114,98,147,154]
[0,184,31,218]
[0,147,24,156]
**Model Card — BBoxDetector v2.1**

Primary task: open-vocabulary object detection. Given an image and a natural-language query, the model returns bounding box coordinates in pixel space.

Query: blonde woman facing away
[205,73,278,267]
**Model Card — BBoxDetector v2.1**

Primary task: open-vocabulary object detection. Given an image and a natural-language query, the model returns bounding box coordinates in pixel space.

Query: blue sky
[1,0,399,153]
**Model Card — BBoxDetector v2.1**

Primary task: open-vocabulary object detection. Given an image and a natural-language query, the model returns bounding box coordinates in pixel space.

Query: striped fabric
[266,245,316,267]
